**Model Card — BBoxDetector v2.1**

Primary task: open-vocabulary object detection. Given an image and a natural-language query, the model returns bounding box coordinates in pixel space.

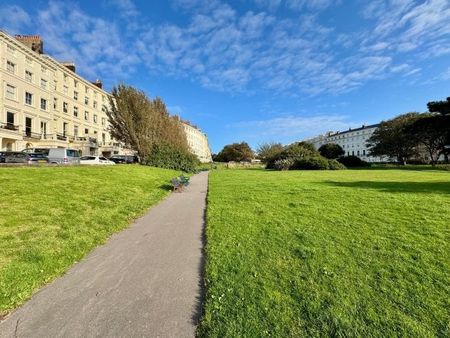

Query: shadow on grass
[323,181,450,194]
[159,183,173,191]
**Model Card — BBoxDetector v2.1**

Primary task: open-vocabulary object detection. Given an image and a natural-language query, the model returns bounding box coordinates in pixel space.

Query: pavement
[0,171,209,338]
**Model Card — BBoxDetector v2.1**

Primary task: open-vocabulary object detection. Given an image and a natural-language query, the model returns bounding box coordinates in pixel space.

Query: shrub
[142,143,199,172]
[291,156,332,170]
[266,143,320,169]
[328,159,347,170]
[287,157,346,170]
[274,158,295,171]
[338,155,371,168]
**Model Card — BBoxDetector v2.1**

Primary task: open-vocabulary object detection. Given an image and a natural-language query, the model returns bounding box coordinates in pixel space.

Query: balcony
[0,122,19,131]
[23,131,43,139]
[74,136,98,147]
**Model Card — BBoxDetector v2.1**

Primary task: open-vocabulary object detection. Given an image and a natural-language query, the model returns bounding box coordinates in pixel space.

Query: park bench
[171,175,190,192]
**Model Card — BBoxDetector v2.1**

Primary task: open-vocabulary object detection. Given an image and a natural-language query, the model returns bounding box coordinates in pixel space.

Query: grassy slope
[0,165,177,315]
[199,169,450,337]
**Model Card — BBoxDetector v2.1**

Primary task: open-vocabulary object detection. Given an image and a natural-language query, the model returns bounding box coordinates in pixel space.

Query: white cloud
[231,115,361,141]
[0,5,31,33]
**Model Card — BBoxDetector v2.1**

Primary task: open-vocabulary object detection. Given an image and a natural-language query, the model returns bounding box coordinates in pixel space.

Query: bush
[266,143,320,169]
[292,156,332,170]
[142,143,199,172]
[338,156,371,168]
[274,158,295,171]
[328,159,347,170]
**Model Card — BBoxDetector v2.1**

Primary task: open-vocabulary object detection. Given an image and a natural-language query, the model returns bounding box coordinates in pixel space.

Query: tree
[427,97,450,115]
[256,142,284,163]
[106,84,188,159]
[408,114,450,165]
[318,143,345,159]
[215,142,254,162]
[367,113,421,165]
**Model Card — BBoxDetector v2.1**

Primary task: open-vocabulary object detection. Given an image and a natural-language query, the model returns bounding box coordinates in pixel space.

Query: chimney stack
[15,35,44,54]
[92,79,103,89]
[62,62,76,73]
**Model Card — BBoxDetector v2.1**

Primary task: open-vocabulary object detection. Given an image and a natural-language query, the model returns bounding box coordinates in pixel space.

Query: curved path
[0,171,209,338]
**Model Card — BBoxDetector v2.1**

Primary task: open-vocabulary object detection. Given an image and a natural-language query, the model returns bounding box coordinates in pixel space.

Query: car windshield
[80,156,96,160]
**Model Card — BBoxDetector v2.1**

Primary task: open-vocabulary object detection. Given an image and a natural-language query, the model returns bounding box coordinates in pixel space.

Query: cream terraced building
[181,121,212,163]
[0,31,131,156]
[304,124,386,162]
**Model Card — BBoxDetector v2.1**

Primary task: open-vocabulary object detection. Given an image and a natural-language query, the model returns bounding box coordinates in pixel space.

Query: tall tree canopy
[215,142,254,162]
[427,97,450,115]
[318,143,345,159]
[106,84,188,159]
[367,113,421,164]
[257,142,284,163]
[407,114,450,165]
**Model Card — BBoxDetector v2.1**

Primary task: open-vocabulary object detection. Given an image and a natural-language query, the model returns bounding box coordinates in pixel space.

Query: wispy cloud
[231,115,361,141]
[3,0,450,96]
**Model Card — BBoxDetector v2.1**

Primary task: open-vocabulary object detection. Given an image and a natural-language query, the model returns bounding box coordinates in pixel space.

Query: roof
[329,123,380,136]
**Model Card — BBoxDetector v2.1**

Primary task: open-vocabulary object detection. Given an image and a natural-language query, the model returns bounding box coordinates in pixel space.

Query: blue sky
[1,0,450,152]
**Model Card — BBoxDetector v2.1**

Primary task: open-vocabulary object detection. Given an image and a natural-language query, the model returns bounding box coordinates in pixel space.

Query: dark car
[109,155,139,164]
[2,152,48,164]
[28,153,49,164]
[0,151,8,163]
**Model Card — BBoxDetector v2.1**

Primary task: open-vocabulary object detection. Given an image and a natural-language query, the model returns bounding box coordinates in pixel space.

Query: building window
[93,101,98,109]
[363,150,366,156]
[63,102,68,113]
[101,117,106,126]
[41,121,47,138]
[54,98,58,110]
[41,79,47,90]
[63,85,68,95]
[93,114,98,123]
[54,80,58,91]
[40,98,47,110]
[25,70,33,82]
[74,80,78,88]
[85,128,89,134]
[74,106,79,117]
[25,92,33,105]
[101,105,107,113]
[74,125,79,137]
[5,84,15,99]
[84,111,89,121]
[25,117,32,136]
[357,150,360,156]
[102,133,106,144]
[74,91,78,100]
[6,111,15,128]
[64,73,68,83]
[85,86,89,94]
[6,60,15,73]
[85,97,89,105]
[63,122,68,137]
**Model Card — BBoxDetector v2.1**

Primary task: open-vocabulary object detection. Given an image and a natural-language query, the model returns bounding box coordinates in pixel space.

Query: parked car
[0,151,48,164]
[48,148,80,164]
[22,147,51,156]
[0,151,7,163]
[28,153,49,164]
[80,156,116,165]
[109,155,139,164]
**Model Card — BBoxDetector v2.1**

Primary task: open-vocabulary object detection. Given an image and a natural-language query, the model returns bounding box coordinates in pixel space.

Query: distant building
[180,120,212,163]
[0,30,132,156]
[304,124,386,162]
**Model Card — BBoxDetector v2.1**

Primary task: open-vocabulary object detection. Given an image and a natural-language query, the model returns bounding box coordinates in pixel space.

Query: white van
[48,148,81,164]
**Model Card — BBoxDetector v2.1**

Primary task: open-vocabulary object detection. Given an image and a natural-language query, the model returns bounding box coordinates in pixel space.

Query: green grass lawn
[0,165,178,316]
[199,169,450,337]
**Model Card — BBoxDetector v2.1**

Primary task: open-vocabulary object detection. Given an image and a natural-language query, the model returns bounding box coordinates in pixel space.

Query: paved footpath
[0,171,209,338]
